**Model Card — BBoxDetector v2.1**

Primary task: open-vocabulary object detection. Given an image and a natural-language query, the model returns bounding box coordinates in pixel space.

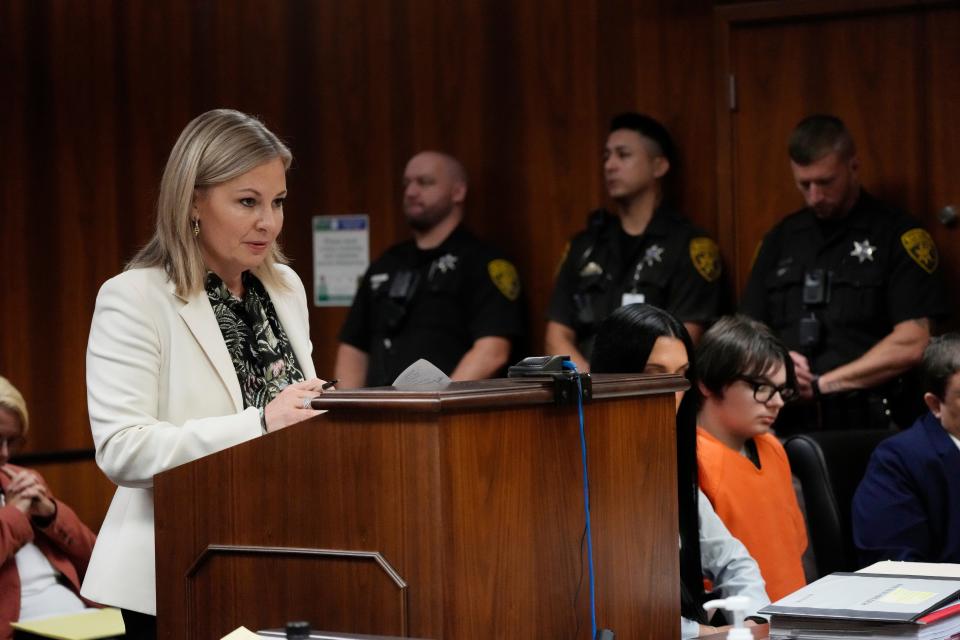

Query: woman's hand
[263,378,332,433]
[4,469,56,518]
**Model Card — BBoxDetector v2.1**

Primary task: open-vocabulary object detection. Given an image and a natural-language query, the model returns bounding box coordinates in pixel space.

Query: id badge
[621,292,645,306]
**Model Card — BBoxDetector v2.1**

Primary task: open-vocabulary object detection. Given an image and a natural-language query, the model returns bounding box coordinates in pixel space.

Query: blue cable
[563,360,598,639]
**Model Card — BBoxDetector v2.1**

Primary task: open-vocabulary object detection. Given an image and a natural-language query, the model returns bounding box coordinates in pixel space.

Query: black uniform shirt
[547,207,723,354]
[741,190,947,374]
[339,225,525,387]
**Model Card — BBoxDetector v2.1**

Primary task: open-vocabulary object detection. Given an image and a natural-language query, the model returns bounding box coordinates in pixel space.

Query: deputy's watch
[811,375,823,398]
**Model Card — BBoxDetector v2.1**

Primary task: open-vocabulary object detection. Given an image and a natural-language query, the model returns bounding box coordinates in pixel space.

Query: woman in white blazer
[82,110,329,638]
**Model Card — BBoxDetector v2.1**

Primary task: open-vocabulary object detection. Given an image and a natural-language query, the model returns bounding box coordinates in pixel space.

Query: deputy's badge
[689,237,722,282]
[900,228,939,273]
[488,259,521,301]
[436,253,459,273]
[850,239,876,263]
[427,253,459,281]
[638,244,664,270]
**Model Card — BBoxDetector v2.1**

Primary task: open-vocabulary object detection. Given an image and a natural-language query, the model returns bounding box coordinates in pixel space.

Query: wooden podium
[154,374,684,639]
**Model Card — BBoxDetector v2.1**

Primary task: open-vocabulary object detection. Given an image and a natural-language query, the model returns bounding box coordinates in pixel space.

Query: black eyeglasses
[736,377,798,404]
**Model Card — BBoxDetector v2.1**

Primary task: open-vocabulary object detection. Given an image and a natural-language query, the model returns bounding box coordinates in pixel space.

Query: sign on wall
[312,214,369,307]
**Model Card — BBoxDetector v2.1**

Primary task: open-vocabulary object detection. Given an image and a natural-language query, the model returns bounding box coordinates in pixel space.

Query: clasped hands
[1,467,57,519]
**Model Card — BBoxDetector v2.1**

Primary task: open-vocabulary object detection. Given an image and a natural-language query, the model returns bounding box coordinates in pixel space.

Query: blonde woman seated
[0,376,97,639]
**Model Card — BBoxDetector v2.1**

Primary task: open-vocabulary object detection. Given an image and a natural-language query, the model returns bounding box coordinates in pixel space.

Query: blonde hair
[128,109,293,296]
[0,375,29,436]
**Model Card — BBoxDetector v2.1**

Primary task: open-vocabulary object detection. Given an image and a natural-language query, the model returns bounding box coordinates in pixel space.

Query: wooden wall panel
[597,1,718,235]
[0,0,781,533]
[924,6,960,326]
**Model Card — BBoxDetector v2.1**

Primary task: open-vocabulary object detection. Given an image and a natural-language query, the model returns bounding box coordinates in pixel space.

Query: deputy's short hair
[788,114,856,165]
[921,333,960,399]
[609,112,676,166]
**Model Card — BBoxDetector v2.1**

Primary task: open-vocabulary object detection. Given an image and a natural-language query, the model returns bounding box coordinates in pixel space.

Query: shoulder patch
[900,228,939,273]
[689,237,722,282]
[488,259,521,301]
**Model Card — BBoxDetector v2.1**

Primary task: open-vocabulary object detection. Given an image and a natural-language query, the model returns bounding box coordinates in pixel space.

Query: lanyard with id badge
[621,256,652,307]
[622,292,645,306]
[620,242,664,308]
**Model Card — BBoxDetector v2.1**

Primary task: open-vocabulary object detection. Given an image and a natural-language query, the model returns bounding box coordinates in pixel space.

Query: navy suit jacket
[852,412,960,565]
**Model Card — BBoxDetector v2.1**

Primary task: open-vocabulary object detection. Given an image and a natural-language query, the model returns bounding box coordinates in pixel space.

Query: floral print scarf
[205,271,304,409]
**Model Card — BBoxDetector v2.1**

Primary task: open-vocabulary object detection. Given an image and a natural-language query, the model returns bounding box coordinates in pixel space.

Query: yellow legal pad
[10,608,124,639]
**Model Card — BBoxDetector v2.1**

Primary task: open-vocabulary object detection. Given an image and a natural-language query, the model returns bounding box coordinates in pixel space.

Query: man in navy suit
[852,334,960,565]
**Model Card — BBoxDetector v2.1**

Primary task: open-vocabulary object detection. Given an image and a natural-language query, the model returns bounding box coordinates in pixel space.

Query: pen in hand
[322,379,338,390]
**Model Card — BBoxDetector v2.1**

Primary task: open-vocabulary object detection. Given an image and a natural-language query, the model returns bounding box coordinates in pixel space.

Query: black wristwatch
[811,375,823,399]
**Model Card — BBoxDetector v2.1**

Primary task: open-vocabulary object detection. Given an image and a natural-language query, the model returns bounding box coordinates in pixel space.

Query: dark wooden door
[924,5,960,324]
[716,1,960,324]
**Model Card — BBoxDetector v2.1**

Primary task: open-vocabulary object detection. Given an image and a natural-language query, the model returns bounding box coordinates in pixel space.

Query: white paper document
[391,359,451,391]
[860,561,960,579]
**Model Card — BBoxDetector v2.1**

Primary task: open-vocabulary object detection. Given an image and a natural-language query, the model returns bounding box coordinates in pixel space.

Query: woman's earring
[192,219,200,237]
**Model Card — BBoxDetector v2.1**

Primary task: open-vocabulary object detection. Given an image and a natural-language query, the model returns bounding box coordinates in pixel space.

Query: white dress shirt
[680,490,770,638]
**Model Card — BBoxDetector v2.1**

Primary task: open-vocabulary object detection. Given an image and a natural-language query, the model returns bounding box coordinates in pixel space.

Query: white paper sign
[312,214,369,307]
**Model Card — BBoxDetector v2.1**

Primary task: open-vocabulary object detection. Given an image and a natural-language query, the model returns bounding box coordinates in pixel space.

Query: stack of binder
[759,569,960,640]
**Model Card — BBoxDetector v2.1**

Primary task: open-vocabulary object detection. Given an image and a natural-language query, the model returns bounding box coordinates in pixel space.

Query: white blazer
[80,265,316,614]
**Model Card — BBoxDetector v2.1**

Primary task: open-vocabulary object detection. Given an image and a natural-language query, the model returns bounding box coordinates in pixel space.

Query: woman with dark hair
[590,304,769,638]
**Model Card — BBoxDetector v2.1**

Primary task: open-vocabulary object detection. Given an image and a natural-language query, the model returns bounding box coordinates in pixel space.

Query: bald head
[408,151,467,185]
[402,151,468,233]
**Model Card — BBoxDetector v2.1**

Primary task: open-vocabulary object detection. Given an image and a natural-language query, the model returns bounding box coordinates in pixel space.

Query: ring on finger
[301,397,313,410]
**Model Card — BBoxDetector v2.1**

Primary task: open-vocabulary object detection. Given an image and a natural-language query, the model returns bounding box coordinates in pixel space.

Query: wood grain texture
[185,547,409,638]
[923,6,960,327]
[308,373,689,412]
[154,378,682,639]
